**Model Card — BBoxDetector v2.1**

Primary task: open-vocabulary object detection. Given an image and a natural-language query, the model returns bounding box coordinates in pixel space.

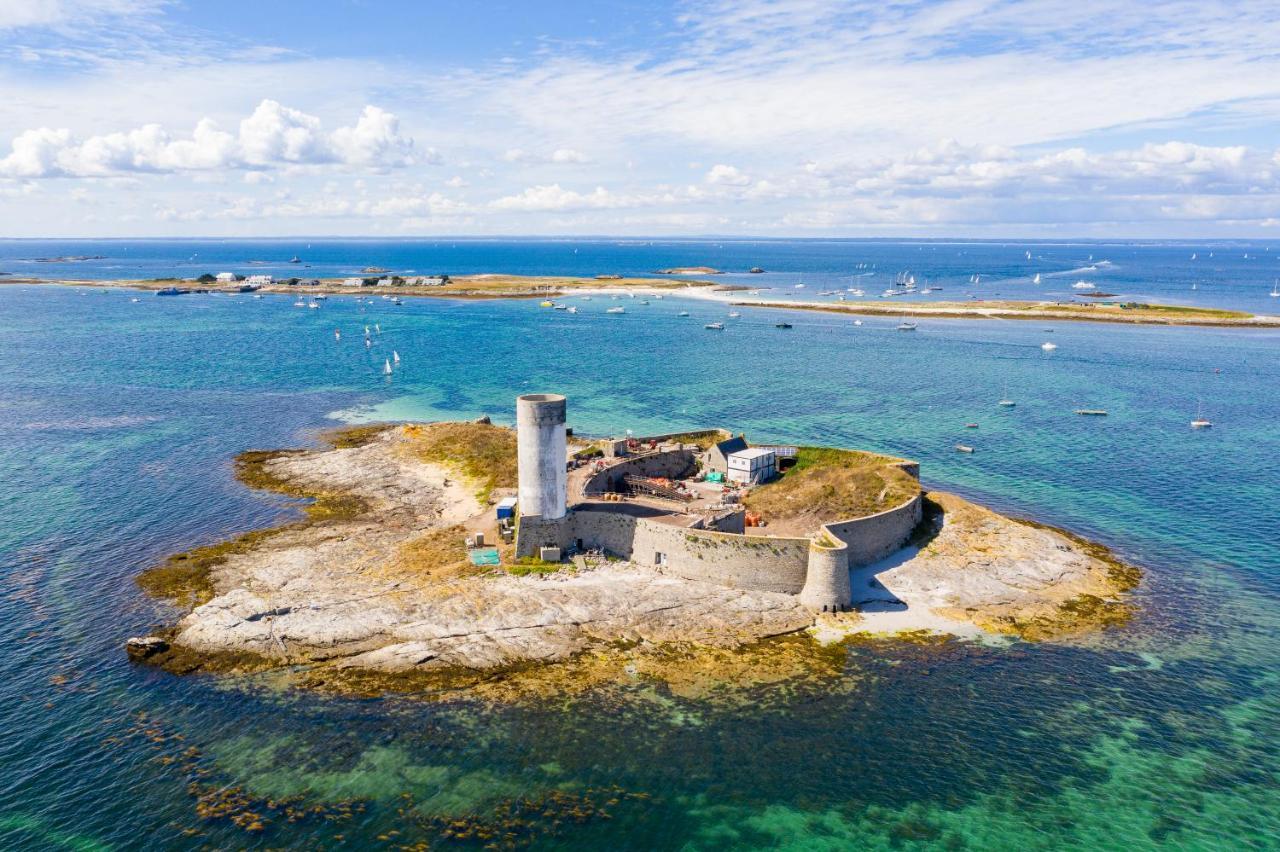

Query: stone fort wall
[516,447,924,609]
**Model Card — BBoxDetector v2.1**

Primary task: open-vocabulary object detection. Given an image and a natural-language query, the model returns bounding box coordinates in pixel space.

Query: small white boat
[294,299,306,307]
[308,301,320,309]
[678,311,690,317]
[313,294,327,300]
[1041,342,1057,351]
[375,324,381,333]
[639,300,649,305]
[554,303,568,310]
[1025,250,1032,260]
[383,359,393,375]
[955,444,975,454]
[998,382,1015,407]
[1072,281,1095,290]
[1191,400,1212,428]
[897,318,918,331]
[848,289,865,296]
[567,306,578,314]
[253,294,263,299]
[391,297,402,305]
[1271,279,1279,297]
[1032,274,1041,285]
[606,306,626,314]
[130,297,140,303]
[334,330,341,341]
[581,296,592,301]
[393,350,400,363]
[364,337,371,348]
[853,319,863,326]
[794,283,805,288]
[727,311,741,318]
[705,322,724,330]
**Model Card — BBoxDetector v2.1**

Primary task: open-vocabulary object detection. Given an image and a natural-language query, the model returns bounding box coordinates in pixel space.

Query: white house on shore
[214,272,237,283]
[244,274,272,287]
[342,277,365,287]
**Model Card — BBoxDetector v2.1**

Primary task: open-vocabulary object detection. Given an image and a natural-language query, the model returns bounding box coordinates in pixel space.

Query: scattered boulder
[473,415,491,425]
[125,636,169,660]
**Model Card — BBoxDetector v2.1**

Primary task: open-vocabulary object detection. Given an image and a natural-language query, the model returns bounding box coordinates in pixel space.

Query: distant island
[5,272,1276,326]
[129,394,1140,699]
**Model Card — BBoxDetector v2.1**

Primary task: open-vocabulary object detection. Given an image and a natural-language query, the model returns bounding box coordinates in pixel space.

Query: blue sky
[1,0,1279,237]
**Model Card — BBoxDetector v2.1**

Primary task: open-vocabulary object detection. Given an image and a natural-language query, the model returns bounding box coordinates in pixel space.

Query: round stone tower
[516,393,567,520]
[799,537,852,612]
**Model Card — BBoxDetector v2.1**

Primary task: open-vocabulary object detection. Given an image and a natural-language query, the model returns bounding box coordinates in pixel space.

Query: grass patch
[402,422,517,501]
[743,447,920,526]
[318,422,395,449]
[661,430,726,450]
[393,524,481,581]
[506,557,565,577]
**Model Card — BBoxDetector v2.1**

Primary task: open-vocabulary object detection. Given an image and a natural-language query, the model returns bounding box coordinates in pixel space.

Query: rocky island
[131,394,1140,698]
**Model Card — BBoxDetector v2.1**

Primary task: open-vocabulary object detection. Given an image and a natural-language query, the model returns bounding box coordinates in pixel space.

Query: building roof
[713,436,748,457]
[729,447,776,462]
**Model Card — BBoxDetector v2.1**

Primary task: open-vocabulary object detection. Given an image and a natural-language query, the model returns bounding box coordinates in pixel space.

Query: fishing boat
[775,322,793,329]
[606,306,626,314]
[1190,400,1212,429]
[1041,342,1057,351]
[704,322,724,330]
[1075,409,1108,416]
[955,444,975,453]
[383,359,393,375]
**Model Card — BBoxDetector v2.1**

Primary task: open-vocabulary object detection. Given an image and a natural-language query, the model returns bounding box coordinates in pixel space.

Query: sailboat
[998,382,1015,407]
[1041,341,1058,351]
[393,350,400,363]
[896,315,917,331]
[1190,400,1212,429]
[1032,273,1041,285]
[334,329,341,341]
[383,359,393,375]
[1271,279,1279,298]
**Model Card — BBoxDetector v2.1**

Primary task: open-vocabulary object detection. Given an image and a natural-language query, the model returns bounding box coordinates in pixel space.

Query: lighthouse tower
[516,393,567,520]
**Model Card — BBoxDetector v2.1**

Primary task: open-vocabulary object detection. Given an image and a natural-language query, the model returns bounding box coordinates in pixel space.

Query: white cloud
[503,147,589,164]
[0,0,163,30]
[490,184,627,211]
[705,163,750,186]
[0,99,416,177]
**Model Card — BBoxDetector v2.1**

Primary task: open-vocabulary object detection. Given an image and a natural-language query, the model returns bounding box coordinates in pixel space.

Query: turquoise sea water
[1,240,1279,849]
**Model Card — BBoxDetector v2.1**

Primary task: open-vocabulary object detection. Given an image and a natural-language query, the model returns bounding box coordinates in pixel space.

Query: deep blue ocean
[1,239,1279,849]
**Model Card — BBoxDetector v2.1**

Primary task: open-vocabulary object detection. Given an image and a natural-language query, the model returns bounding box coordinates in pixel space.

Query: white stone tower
[516,393,567,519]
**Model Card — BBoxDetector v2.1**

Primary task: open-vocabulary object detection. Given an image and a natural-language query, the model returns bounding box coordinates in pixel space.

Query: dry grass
[401,422,518,500]
[742,447,920,530]
[391,524,483,583]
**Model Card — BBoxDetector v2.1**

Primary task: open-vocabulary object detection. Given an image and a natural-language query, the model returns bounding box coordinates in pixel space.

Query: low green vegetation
[403,422,518,500]
[507,557,565,576]
[742,447,920,526]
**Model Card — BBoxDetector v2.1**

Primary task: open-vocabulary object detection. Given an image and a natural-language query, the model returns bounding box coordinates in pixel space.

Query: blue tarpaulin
[468,547,500,566]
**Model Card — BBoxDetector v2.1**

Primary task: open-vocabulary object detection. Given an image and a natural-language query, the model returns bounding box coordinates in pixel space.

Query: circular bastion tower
[516,393,568,520]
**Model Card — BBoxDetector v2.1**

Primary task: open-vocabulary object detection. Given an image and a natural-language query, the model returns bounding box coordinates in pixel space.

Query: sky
[1,0,1279,238]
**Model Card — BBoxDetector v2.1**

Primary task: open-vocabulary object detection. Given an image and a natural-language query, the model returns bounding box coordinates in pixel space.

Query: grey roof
[713,436,748,457]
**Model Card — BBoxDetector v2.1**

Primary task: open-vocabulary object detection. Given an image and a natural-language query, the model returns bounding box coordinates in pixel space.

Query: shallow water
[1,241,1279,849]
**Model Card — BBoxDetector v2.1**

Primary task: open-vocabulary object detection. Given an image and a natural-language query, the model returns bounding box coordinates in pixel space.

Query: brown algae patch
[135,424,387,609]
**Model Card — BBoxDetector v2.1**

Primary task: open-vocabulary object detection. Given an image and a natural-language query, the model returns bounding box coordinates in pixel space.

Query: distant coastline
[5,273,1278,327]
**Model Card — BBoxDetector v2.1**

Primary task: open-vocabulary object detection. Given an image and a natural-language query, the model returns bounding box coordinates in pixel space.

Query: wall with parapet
[582,448,696,495]
[821,493,923,567]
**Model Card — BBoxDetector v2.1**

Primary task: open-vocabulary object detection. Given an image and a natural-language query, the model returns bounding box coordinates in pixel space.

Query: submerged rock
[125,636,169,660]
